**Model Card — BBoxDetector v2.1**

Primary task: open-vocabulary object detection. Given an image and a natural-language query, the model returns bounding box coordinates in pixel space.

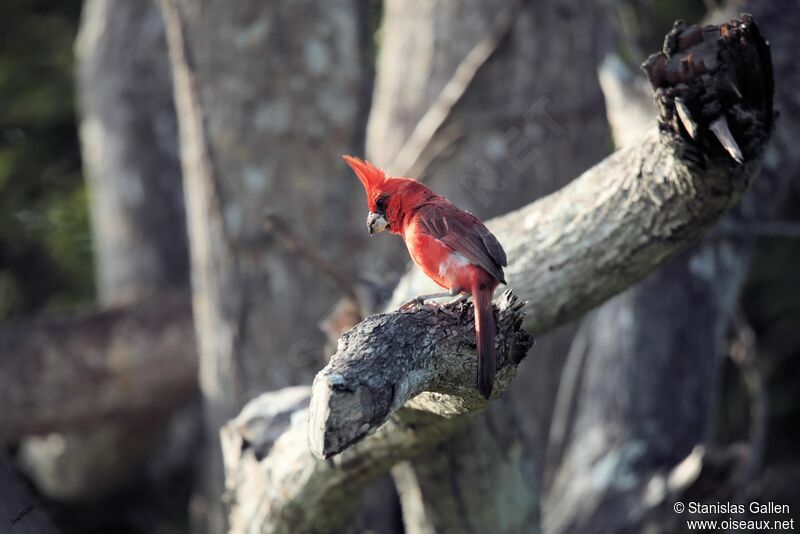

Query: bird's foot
[399,297,425,311]
[441,293,471,309]
[399,293,460,319]
[399,290,455,311]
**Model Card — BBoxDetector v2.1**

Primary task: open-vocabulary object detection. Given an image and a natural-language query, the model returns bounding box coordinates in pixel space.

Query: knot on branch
[308,290,533,459]
[643,14,774,166]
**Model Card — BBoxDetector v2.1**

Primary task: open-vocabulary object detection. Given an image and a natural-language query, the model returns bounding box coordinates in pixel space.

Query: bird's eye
[375,195,388,213]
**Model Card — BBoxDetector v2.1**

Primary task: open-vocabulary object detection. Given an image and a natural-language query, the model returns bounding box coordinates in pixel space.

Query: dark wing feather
[476,224,507,267]
[417,203,507,284]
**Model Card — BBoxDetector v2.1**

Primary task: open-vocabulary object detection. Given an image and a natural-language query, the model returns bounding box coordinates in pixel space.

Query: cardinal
[343,156,507,398]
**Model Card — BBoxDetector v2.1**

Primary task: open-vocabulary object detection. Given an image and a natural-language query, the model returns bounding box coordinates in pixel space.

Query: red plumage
[343,156,507,398]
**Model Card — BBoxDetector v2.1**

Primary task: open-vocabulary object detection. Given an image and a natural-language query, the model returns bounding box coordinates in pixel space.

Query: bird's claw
[399,298,459,319]
[399,297,424,311]
[441,294,470,309]
[433,305,459,319]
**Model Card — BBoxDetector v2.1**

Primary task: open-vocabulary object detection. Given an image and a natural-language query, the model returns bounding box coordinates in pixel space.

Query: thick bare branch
[224,388,478,534]
[390,16,774,337]
[309,291,532,459]
[0,292,196,442]
[544,7,795,534]
[223,15,774,534]
[220,293,530,533]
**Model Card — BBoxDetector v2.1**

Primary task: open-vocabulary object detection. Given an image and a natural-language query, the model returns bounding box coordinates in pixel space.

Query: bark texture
[159,0,370,530]
[222,293,533,533]
[222,14,774,533]
[544,11,786,534]
[309,291,531,458]
[222,387,458,534]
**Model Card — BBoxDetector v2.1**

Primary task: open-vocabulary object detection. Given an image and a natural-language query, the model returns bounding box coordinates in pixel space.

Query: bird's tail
[472,283,496,399]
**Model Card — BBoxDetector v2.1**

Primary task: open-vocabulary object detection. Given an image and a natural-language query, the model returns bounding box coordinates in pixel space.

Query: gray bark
[223,387,459,534]
[597,53,656,148]
[389,51,771,334]
[221,14,774,532]
[222,293,532,533]
[544,10,787,534]
[158,0,371,530]
[17,0,191,501]
[391,395,538,533]
[309,291,531,459]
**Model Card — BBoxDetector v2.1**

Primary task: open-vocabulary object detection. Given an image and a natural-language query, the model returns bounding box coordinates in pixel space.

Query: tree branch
[0,292,197,442]
[223,387,475,534]
[308,291,532,459]
[220,292,530,533]
[544,7,794,533]
[223,15,774,533]
[389,16,774,336]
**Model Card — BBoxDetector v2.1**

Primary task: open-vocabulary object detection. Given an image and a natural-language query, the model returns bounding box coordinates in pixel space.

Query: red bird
[343,156,507,398]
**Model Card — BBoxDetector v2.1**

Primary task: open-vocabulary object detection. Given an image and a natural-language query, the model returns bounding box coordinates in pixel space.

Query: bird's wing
[416,203,507,284]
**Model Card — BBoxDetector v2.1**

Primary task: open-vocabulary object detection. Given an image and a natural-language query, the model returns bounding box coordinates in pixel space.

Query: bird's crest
[342,155,386,194]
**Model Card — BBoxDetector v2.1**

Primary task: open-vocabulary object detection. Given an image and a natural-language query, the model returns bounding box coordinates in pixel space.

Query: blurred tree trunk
[543,2,796,532]
[18,0,189,500]
[159,0,374,531]
[365,0,611,531]
[80,0,188,303]
[734,0,800,498]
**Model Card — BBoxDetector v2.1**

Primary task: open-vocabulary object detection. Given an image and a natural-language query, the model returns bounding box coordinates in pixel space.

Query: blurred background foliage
[0,0,92,320]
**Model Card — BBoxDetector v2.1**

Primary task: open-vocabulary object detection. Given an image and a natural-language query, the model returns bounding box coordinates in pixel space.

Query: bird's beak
[367,212,389,235]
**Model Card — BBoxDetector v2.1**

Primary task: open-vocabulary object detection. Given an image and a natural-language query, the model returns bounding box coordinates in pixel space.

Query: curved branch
[319,15,774,461]
[223,387,476,534]
[389,16,774,337]
[223,15,774,534]
[308,291,532,459]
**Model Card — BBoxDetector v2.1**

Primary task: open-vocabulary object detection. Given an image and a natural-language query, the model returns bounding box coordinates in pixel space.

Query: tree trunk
[80,0,188,304]
[159,0,372,530]
[219,14,775,530]
[17,0,189,501]
[544,5,791,532]
[391,395,538,533]
[365,0,611,530]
